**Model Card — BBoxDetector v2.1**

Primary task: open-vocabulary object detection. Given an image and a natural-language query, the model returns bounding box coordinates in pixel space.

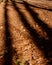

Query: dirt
[0,0,52,65]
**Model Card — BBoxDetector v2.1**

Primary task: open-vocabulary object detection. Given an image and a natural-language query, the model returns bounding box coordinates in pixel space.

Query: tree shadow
[11,0,52,65]
[31,5,52,11]
[23,1,52,64]
[23,1,52,37]
[13,0,52,11]
[3,1,13,65]
[28,4,52,11]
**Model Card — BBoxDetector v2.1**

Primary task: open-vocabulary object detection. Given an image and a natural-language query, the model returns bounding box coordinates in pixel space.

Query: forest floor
[0,0,52,65]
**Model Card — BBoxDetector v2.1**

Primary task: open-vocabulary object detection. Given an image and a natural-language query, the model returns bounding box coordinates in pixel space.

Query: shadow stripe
[3,1,13,65]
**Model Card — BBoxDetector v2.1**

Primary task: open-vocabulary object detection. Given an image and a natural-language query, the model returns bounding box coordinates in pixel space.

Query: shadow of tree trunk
[3,1,13,65]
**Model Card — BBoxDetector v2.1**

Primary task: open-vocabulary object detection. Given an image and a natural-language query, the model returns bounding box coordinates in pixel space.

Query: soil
[0,0,52,65]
